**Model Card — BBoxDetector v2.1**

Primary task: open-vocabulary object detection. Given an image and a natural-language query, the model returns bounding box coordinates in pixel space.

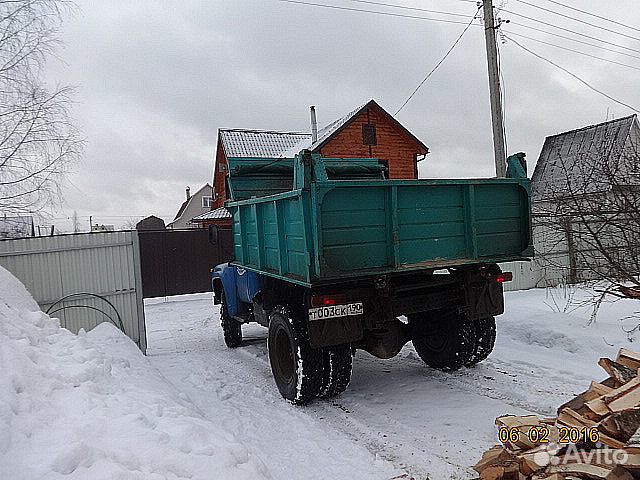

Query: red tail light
[311,294,347,307]
[492,272,513,283]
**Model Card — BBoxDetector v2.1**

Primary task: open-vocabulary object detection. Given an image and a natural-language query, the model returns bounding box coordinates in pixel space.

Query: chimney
[186,186,191,201]
[310,106,318,143]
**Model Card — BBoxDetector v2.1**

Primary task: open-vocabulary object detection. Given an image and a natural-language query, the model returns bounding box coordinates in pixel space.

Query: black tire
[221,292,242,348]
[409,309,474,371]
[267,308,324,405]
[319,344,353,398]
[465,316,496,367]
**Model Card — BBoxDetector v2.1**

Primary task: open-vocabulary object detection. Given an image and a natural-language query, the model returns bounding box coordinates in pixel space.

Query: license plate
[308,302,364,321]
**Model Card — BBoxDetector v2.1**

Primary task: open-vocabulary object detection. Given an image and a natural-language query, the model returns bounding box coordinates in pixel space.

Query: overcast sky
[44,0,640,231]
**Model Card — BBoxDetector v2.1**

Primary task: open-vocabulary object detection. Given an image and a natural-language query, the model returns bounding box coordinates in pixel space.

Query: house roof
[170,184,212,223]
[190,207,231,222]
[531,115,638,202]
[218,99,428,160]
[219,129,310,158]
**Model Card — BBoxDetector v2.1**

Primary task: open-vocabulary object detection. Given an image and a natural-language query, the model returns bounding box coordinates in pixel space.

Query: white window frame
[202,196,213,208]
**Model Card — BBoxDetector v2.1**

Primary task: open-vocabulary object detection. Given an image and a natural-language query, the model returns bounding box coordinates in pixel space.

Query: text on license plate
[308,302,364,321]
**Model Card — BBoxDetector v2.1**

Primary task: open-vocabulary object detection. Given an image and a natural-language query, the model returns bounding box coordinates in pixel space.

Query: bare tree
[0,0,82,216]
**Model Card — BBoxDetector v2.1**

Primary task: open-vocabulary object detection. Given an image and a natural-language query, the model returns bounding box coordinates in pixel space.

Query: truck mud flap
[308,316,363,349]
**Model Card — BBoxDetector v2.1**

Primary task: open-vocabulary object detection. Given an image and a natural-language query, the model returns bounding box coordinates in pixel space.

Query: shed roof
[531,115,638,201]
[190,207,231,222]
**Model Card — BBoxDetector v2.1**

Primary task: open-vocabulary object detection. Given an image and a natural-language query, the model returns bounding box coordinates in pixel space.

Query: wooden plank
[599,358,637,385]
[603,376,640,405]
[616,348,640,371]
[474,445,515,473]
[558,407,598,428]
[585,397,611,419]
[608,388,640,413]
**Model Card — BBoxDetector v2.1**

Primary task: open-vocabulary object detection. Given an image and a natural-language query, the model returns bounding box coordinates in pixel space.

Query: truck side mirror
[208,225,219,245]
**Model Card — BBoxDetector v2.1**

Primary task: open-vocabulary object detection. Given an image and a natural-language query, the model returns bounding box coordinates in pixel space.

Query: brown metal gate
[138,228,233,298]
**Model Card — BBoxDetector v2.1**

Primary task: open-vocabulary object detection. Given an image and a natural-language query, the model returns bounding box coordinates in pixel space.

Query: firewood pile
[474,348,640,480]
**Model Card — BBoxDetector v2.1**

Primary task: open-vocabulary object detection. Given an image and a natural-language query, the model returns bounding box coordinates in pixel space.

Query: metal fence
[0,231,147,353]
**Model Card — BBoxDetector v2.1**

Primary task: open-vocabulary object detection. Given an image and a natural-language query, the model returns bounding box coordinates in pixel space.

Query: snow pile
[0,267,270,480]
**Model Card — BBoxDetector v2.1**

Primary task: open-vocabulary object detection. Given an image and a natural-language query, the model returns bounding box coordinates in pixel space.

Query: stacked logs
[475,349,640,480]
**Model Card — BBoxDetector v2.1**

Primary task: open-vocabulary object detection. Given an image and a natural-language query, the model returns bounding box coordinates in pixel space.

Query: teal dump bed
[226,152,532,286]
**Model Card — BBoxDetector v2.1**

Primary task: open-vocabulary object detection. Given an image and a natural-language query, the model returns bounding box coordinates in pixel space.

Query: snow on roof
[280,102,368,156]
[220,129,311,158]
[531,115,638,202]
[190,207,231,222]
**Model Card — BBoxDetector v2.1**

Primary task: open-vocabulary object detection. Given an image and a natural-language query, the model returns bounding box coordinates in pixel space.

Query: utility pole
[89,215,92,232]
[483,0,507,177]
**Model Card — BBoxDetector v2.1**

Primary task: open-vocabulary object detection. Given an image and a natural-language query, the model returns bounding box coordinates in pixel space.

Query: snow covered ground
[144,287,640,480]
[2,263,640,479]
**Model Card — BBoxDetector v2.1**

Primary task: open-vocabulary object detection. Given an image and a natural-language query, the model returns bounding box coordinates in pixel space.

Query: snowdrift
[0,266,270,479]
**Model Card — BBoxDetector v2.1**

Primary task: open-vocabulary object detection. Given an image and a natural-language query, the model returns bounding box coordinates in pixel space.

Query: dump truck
[211,150,532,404]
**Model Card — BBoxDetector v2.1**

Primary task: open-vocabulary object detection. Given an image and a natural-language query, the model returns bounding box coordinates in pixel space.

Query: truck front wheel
[267,309,324,405]
[221,292,242,348]
[409,309,474,371]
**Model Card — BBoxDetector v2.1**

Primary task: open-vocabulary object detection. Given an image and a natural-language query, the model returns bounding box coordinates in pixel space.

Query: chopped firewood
[616,348,640,371]
[599,410,640,442]
[608,387,640,413]
[602,376,640,405]
[479,463,521,480]
[599,358,637,386]
[497,415,542,450]
[475,351,640,480]
[560,382,616,420]
[557,407,598,428]
[547,463,633,480]
[585,397,611,419]
[475,446,516,473]
[519,443,562,474]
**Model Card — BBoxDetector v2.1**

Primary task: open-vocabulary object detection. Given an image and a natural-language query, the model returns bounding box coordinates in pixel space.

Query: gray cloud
[43,0,640,229]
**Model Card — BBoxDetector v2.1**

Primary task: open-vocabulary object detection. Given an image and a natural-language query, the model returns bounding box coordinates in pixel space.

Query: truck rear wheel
[221,292,242,348]
[409,309,474,371]
[319,345,353,398]
[267,309,324,405]
[465,316,496,366]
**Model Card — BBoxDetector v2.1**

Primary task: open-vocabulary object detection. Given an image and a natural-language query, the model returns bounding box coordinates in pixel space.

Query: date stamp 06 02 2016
[498,426,601,446]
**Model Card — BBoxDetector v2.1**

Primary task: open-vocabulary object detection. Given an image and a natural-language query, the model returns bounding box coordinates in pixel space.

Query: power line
[504,31,640,72]
[503,34,639,113]
[542,0,640,34]
[395,6,482,115]
[344,0,472,19]
[511,0,640,42]
[507,17,640,55]
[511,22,640,62]
[277,0,472,24]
